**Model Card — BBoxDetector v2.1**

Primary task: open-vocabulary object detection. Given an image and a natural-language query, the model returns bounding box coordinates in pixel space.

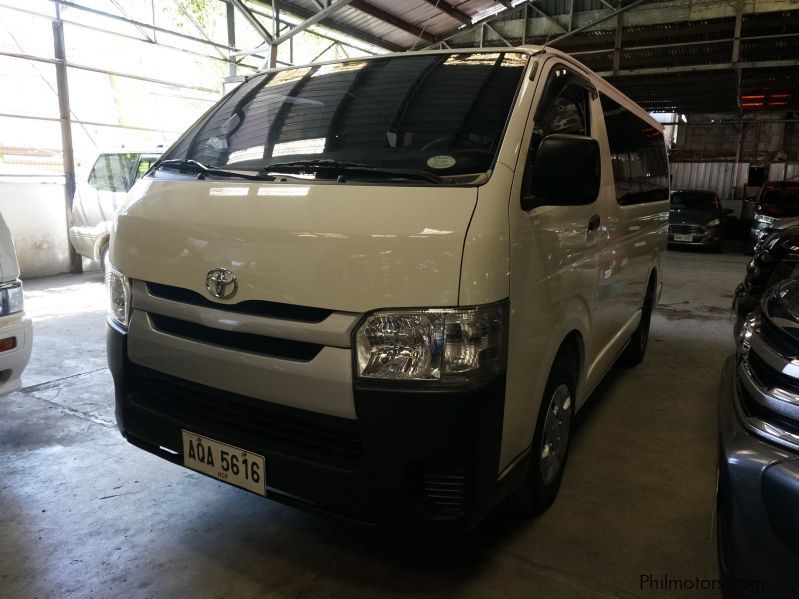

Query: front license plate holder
[181,430,266,496]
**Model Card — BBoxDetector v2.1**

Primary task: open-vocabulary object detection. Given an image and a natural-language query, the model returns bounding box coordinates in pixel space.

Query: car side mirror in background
[522,134,601,211]
[745,197,755,203]
[725,208,734,215]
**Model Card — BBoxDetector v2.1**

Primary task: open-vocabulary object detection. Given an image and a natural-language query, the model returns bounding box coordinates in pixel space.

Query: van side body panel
[498,54,667,473]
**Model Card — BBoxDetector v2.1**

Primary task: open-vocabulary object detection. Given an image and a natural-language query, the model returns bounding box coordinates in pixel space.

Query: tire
[512,352,576,516]
[621,280,654,367]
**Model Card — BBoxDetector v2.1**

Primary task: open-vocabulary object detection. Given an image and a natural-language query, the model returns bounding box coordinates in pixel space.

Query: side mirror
[744,197,755,203]
[724,208,734,215]
[522,134,600,211]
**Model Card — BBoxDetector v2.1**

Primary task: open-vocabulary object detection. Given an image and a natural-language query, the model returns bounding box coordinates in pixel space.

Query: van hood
[112,179,477,313]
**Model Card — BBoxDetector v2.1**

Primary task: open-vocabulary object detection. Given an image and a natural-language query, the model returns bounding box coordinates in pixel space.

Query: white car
[0,211,32,396]
[69,150,161,266]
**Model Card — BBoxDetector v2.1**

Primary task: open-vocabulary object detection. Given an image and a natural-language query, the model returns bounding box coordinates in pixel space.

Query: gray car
[719,277,799,597]
[668,189,729,249]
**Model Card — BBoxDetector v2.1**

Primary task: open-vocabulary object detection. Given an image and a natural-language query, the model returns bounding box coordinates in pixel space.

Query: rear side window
[88,153,137,192]
[601,95,668,206]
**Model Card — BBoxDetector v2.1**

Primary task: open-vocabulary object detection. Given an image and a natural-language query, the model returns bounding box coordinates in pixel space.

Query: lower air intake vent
[421,464,469,519]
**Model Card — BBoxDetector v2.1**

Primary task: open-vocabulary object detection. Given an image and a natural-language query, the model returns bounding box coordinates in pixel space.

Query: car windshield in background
[761,182,799,204]
[671,192,717,211]
[163,52,529,182]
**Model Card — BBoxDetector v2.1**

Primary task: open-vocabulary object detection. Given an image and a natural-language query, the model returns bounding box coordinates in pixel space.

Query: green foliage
[165,0,218,30]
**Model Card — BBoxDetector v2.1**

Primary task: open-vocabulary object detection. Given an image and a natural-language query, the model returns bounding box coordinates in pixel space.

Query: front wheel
[512,353,576,516]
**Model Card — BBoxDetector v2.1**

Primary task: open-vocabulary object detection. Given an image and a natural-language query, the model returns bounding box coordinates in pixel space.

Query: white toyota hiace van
[107,47,668,533]
[0,211,32,396]
[70,150,161,267]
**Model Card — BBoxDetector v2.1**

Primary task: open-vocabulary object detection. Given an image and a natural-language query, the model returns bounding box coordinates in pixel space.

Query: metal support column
[270,0,279,68]
[522,3,528,44]
[52,4,81,274]
[226,1,236,77]
[613,1,623,74]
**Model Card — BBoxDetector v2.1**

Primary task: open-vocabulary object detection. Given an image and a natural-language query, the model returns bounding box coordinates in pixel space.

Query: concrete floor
[0,249,746,599]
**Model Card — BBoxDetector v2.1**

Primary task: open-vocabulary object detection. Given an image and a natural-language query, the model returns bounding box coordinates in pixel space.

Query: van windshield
[164,52,528,181]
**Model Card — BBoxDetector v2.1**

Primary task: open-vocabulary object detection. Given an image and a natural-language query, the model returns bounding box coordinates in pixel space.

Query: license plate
[181,430,265,495]
[674,234,693,242]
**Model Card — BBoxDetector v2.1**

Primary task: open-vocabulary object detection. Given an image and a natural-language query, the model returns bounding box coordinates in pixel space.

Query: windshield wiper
[259,159,450,184]
[157,159,275,181]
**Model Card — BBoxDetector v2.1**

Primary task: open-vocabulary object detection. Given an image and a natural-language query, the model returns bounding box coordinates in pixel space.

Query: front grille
[128,365,362,461]
[421,464,468,519]
[149,313,322,362]
[737,378,799,439]
[669,224,705,236]
[748,351,799,395]
[760,316,799,358]
[147,282,332,323]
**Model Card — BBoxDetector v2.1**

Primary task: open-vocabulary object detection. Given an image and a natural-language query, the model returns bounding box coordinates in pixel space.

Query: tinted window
[88,153,137,192]
[671,191,718,211]
[601,95,668,206]
[166,53,528,179]
[530,68,589,157]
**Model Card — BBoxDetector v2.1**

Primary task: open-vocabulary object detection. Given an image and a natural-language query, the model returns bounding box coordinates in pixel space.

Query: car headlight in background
[0,280,24,316]
[753,214,777,228]
[355,301,508,384]
[706,218,720,227]
[106,264,131,330]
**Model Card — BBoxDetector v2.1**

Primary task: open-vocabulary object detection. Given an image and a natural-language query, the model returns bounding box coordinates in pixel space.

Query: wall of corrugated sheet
[670,162,750,203]
[768,163,799,182]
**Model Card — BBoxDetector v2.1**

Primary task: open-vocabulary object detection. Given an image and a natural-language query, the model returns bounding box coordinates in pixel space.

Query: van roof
[256,45,662,133]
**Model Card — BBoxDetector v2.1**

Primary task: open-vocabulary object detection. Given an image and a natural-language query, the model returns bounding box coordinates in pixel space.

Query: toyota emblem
[205,268,238,299]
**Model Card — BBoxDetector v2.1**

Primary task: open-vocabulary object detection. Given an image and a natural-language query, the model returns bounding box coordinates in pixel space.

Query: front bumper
[68,223,109,261]
[107,323,514,534]
[717,356,799,595]
[0,313,32,396]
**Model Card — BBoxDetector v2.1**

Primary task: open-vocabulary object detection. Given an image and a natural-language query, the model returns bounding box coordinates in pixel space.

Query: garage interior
[1,0,799,597]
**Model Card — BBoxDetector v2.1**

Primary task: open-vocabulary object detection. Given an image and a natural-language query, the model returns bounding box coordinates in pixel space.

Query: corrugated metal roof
[252,0,514,51]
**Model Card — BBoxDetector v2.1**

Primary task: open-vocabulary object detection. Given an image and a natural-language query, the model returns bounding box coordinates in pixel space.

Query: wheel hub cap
[540,383,572,485]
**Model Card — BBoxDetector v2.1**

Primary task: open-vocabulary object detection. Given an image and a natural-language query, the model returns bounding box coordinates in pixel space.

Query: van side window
[529,69,590,158]
[88,153,137,192]
[601,94,669,206]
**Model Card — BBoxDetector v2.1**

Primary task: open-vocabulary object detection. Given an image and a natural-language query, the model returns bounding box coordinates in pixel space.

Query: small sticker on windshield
[426,155,456,169]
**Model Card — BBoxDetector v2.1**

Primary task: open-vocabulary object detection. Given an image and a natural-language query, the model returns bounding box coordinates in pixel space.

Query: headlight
[754,214,776,226]
[106,264,131,329]
[0,281,23,316]
[355,301,507,384]
[737,311,760,360]
[706,218,720,227]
